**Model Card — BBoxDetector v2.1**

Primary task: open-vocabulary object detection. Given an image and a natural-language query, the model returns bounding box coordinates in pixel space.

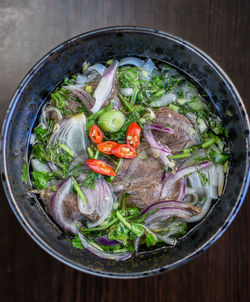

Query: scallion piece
[172,153,191,159]
[201,139,214,149]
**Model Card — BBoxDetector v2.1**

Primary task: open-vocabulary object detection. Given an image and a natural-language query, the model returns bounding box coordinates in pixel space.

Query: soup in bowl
[1,26,249,278]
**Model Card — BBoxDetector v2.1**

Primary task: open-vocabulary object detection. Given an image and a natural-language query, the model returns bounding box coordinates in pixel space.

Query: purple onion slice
[151,124,174,134]
[64,85,95,111]
[78,178,114,228]
[143,200,200,216]
[95,235,119,247]
[50,177,78,233]
[49,113,88,156]
[91,61,118,113]
[161,161,211,200]
[143,124,173,169]
[78,233,132,261]
[145,207,195,225]
[118,57,144,67]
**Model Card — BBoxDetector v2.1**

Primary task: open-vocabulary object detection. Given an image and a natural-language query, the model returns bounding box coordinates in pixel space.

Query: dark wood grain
[0,0,249,301]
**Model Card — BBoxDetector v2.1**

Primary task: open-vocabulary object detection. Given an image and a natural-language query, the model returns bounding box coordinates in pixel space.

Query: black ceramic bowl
[1,26,250,278]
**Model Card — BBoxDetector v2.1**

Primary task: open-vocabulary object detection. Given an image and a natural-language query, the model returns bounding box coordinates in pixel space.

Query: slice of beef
[125,179,182,209]
[112,149,164,194]
[113,147,179,209]
[152,107,197,153]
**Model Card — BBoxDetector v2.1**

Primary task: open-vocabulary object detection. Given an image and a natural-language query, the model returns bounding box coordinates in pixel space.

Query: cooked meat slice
[112,149,164,193]
[125,183,162,208]
[152,107,197,153]
[125,179,182,209]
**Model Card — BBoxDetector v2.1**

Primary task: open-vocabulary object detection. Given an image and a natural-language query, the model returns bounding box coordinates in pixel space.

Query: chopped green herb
[31,171,54,190]
[22,163,29,184]
[72,235,83,249]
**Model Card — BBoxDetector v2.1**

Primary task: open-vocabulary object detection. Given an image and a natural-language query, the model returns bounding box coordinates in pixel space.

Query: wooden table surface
[0,0,249,301]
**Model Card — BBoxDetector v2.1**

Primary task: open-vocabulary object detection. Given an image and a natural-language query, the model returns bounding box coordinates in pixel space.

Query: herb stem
[116,211,132,230]
[130,88,139,106]
[87,147,94,159]
[110,158,123,182]
[87,100,114,121]
[72,177,87,204]
[80,218,118,232]
[118,93,134,113]
[94,150,99,159]
[60,143,75,157]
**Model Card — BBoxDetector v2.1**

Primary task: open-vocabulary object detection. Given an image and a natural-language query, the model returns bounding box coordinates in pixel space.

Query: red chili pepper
[97,141,118,154]
[111,144,137,158]
[89,124,103,144]
[86,159,116,176]
[126,122,141,149]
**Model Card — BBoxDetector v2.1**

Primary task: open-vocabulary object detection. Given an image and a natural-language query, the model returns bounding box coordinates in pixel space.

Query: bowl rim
[1,25,250,279]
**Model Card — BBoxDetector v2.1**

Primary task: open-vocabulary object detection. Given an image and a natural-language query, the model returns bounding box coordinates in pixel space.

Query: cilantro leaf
[31,171,54,190]
[22,163,29,184]
[72,235,83,249]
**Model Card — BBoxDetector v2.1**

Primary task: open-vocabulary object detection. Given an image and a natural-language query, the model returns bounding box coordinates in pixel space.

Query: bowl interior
[1,27,250,278]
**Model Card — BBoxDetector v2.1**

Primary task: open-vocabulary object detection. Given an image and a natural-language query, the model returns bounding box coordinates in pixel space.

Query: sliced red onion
[88,63,106,75]
[217,164,225,196]
[185,187,199,205]
[203,165,218,200]
[30,133,36,145]
[183,163,223,222]
[65,85,95,111]
[134,237,140,253]
[187,172,204,196]
[118,57,144,67]
[68,153,88,173]
[142,58,156,75]
[150,92,177,107]
[39,105,63,128]
[75,74,87,86]
[151,124,174,134]
[156,234,176,246]
[177,178,186,201]
[186,113,201,135]
[183,196,212,223]
[120,87,133,96]
[145,207,195,225]
[49,113,88,156]
[75,66,103,87]
[50,177,78,233]
[144,124,172,168]
[78,178,114,228]
[143,200,200,216]
[31,158,50,172]
[47,161,60,173]
[161,161,211,199]
[161,171,167,182]
[78,233,132,261]
[95,235,119,247]
[91,61,118,113]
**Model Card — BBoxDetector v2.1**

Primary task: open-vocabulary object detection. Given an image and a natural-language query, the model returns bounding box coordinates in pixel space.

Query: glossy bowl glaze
[1,26,250,278]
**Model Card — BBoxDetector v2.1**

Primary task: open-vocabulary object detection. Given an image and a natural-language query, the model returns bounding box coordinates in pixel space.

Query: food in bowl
[23,57,229,260]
